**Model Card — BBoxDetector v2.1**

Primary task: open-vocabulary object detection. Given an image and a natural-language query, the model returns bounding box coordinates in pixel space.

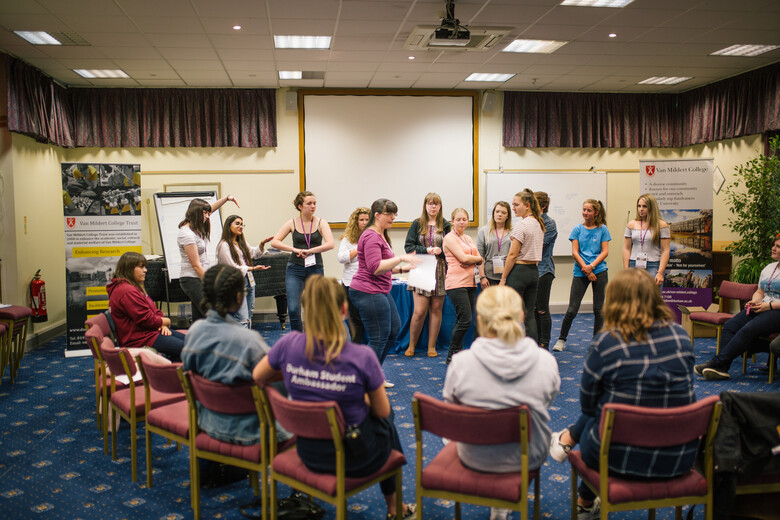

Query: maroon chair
[261,384,406,520]
[567,396,722,520]
[99,338,183,482]
[687,281,757,354]
[411,392,538,520]
[741,332,779,382]
[0,305,33,384]
[178,370,289,520]
[0,321,8,385]
[135,357,188,490]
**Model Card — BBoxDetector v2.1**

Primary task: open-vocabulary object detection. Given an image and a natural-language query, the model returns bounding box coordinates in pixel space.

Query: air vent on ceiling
[48,32,91,46]
[404,26,512,51]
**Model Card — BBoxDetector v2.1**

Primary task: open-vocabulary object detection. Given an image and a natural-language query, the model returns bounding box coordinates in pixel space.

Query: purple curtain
[504,62,780,149]
[6,57,276,148]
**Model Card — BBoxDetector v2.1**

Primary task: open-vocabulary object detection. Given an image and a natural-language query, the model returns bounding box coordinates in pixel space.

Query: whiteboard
[485,171,607,256]
[153,192,223,281]
[302,93,477,224]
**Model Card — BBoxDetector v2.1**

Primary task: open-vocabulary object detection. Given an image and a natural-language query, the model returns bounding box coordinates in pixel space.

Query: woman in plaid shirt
[549,269,696,519]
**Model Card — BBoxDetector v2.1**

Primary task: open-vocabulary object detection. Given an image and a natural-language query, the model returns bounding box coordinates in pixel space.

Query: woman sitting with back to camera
[549,269,696,519]
[107,251,185,360]
[253,275,416,520]
[443,285,560,520]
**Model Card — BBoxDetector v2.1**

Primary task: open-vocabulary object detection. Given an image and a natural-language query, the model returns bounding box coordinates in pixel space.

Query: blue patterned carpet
[1,314,776,519]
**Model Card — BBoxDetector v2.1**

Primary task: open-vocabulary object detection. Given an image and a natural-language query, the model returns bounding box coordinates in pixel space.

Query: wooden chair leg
[649,508,656,520]
[454,501,461,520]
[395,470,403,520]
[269,477,278,520]
[145,428,153,488]
[130,419,138,482]
[111,406,118,461]
[715,326,721,355]
[191,453,201,520]
[675,506,684,520]
[742,352,748,374]
[769,353,775,384]
[571,467,579,520]
[534,475,540,520]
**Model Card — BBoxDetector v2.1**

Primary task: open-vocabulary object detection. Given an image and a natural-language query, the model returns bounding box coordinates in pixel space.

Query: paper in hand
[407,254,437,292]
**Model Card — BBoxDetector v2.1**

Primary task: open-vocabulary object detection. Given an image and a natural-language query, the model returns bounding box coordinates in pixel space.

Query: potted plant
[724,136,780,283]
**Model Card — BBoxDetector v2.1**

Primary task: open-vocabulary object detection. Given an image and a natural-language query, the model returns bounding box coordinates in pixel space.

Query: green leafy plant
[724,136,780,283]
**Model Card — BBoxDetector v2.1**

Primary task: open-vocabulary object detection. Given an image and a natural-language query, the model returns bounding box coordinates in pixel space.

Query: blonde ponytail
[476,286,525,344]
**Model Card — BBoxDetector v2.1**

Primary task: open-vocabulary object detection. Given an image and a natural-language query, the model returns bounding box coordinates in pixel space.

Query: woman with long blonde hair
[623,193,670,285]
[337,207,371,342]
[549,269,695,518]
[253,275,415,519]
[403,192,451,357]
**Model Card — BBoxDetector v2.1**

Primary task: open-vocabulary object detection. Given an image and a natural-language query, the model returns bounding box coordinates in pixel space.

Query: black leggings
[534,272,554,348]
[506,264,539,341]
[446,286,477,363]
[558,271,608,341]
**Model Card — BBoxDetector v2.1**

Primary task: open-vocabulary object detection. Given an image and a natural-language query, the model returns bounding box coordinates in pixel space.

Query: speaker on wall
[286,91,297,111]
[482,91,497,112]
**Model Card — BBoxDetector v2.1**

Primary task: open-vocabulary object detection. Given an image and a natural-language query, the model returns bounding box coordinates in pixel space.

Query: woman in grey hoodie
[443,285,560,520]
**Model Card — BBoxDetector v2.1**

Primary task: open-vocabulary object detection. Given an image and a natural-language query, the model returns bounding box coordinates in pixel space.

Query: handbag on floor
[239,491,325,520]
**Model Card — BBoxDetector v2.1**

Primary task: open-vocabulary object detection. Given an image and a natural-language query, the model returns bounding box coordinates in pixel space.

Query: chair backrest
[99,337,136,378]
[137,358,183,394]
[264,385,345,440]
[84,326,104,360]
[187,372,257,415]
[413,392,530,445]
[602,395,720,448]
[719,281,758,302]
[85,313,112,338]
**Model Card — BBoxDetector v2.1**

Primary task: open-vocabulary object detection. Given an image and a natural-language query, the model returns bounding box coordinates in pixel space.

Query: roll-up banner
[62,163,142,356]
[640,158,714,321]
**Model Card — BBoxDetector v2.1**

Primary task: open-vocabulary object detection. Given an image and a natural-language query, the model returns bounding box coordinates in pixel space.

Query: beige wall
[0,88,765,338]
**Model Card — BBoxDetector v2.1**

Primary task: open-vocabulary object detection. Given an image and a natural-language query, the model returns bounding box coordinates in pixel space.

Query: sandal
[387,503,416,519]
[404,347,415,357]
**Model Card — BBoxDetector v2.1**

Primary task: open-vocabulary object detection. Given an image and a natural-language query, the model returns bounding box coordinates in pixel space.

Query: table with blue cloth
[389,279,477,354]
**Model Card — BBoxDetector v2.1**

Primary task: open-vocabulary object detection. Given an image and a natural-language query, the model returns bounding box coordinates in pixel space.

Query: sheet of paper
[406,254,437,293]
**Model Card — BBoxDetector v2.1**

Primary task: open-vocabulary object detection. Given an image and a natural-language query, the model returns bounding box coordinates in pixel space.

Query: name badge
[635,252,648,269]
[304,254,316,268]
[492,256,505,274]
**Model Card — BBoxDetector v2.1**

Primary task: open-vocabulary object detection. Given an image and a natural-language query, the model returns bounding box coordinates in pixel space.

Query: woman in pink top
[442,208,483,363]
[350,199,419,371]
[499,189,545,342]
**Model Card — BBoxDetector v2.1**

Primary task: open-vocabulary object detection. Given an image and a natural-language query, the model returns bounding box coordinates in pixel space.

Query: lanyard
[456,232,474,254]
[768,263,780,287]
[639,222,650,250]
[495,229,505,251]
[300,218,314,249]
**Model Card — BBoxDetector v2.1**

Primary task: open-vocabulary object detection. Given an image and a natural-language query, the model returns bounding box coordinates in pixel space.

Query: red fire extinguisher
[30,270,48,323]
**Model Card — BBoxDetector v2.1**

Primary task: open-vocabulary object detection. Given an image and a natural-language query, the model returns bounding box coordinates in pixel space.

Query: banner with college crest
[640,158,713,321]
[62,163,142,356]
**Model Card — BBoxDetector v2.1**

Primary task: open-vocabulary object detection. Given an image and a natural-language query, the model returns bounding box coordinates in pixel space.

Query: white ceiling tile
[218,49,275,61]
[135,78,188,86]
[36,0,122,15]
[84,77,141,86]
[97,46,161,60]
[118,0,196,18]
[413,72,469,87]
[270,19,336,35]
[278,79,324,87]
[0,1,48,15]
[49,57,116,68]
[324,71,374,81]
[274,49,330,61]
[54,15,138,33]
[0,14,71,31]
[332,37,394,51]
[125,69,180,80]
[114,59,177,71]
[192,0,266,18]
[324,79,370,87]
[230,79,280,87]
[0,44,49,59]
[227,70,278,81]
[77,32,153,46]
[267,0,339,20]
[168,59,225,71]
[183,78,232,86]
[132,17,205,34]
[325,61,380,72]
[275,60,329,71]
[144,34,212,47]
[210,34,273,49]
[336,20,403,38]
[157,47,219,60]
[661,10,751,29]
[340,1,411,21]
[177,69,230,80]
[368,78,416,88]
[200,17,270,35]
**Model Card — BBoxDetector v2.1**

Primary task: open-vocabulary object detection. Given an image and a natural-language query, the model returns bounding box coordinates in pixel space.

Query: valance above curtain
[6,57,277,148]
[503,62,780,149]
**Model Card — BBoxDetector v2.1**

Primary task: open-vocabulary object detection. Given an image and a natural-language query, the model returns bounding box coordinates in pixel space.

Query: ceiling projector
[430,26,471,46]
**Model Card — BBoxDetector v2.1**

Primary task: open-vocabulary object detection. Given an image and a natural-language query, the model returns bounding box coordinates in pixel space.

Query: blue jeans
[151,329,187,361]
[231,274,255,328]
[349,288,400,365]
[285,263,324,332]
[628,260,661,281]
[711,308,780,369]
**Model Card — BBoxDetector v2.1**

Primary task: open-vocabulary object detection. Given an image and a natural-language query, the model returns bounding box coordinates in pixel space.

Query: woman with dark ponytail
[181,264,279,445]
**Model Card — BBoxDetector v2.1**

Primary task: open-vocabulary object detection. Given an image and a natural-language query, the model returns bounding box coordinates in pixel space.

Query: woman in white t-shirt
[623,193,670,285]
[337,206,370,343]
[177,195,238,322]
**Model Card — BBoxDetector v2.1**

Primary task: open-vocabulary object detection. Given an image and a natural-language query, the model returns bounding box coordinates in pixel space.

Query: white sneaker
[553,339,566,352]
[383,380,395,388]
[489,507,511,520]
[549,430,572,463]
[577,497,600,520]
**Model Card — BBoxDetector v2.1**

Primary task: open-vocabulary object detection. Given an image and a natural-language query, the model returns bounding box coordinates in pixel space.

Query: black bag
[344,424,367,458]
[239,491,325,520]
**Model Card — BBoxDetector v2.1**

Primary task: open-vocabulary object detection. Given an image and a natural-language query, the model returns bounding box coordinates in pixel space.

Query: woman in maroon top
[107,252,185,360]
[349,199,419,373]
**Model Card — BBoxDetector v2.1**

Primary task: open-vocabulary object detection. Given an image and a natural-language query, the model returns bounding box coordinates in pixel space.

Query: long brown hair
[584,198,607,227]
[367,198,398,245]
[534,191,550,213]
[114,252,148,294]
[635,193,663,248]
[515,189,545,231]
[301,275,348,364]
[602,269,673,342]
[219,214,253,267]
[178,198,211,240]
[415,192,445,235]
[341,207,370,243]
[488,201,512,235]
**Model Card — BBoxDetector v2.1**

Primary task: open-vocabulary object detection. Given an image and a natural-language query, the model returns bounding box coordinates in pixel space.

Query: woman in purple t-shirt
[349,199,419,370]
[253,275,415,519]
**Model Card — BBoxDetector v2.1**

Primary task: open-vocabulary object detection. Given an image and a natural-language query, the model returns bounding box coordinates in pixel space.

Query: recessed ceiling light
[233,25,242,30]
[14,31,61,45]
[609,33,617,38]
[638,76,691,85]
[710,44,780,57]
[274,35,331,49]
[561,0,635,6]
[73,69,129,79]
[465,73,515,82]
[502,39,568,54]
[279,71,303,80]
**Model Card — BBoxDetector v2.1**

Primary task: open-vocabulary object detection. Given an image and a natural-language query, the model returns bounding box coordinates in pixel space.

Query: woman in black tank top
[270,191,334,331]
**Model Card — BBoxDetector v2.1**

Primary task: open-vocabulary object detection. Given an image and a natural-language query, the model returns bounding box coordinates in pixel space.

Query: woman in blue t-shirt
[253,275,415,520]
[553,199,611,352]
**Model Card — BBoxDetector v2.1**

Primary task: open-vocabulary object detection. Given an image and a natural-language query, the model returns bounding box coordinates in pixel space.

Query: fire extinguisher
[30,270,48,323]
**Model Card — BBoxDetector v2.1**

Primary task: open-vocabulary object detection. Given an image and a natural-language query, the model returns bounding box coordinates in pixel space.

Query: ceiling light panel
[710,44,780,57]
[73,69,129,79]
[560,0,636,7]
[278,71,302,79]
[503,39,568,54]
[638,76,691,85]
[274,35,331,49]
[14,31,61,45]
[465,73,515,82]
